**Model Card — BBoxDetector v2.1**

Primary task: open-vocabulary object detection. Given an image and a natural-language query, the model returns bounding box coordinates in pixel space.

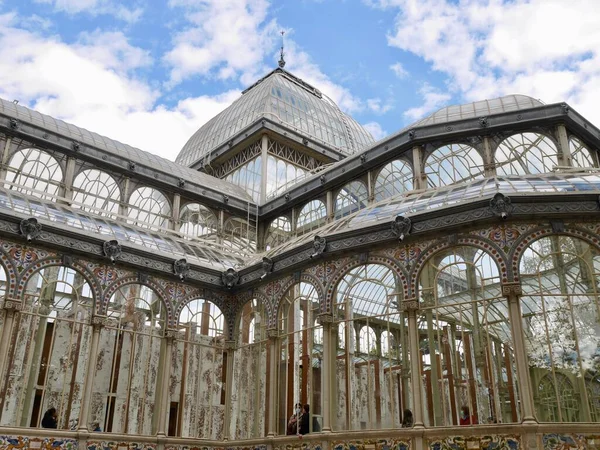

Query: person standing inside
[298,404,310,435]
[41,408,58,429]
[287,403,302,435]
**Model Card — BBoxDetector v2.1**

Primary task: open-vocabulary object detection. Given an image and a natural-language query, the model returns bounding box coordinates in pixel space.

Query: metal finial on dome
[278,30,286,68]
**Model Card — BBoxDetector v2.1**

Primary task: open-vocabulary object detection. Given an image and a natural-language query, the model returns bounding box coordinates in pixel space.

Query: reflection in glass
[374,160,413,202]
[334,181,368,219]
[496,132,558,175]
[425,144,484,187]
[5,148,63,200]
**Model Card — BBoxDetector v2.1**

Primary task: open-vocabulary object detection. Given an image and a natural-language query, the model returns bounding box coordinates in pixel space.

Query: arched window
[0,263,7,300]
[72,169,120,216]
[374,160,413,202]
[5,148,63,200]
[266,155,307,197]
[173,299,225,438]
[278,282,322,435]
[359,326,377,354]
[100,284,165,434]
[418,247,517,427]
[1,266,93,429]
[222,217,256,253]
[128,187,171,230]
[569,136,595,168]
[179,203,218,240]
[519,235,600,422]
[381,330,397,358]
[496,132,558,175]
[297,200,327,236]
[231,298,267,438]
[265,216,292,250]
[425,144,484,187]
[334,181,368,219]
[225,156,262,203]
[335,264,409,430]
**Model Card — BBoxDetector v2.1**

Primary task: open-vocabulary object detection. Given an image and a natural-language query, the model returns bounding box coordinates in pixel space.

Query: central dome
[176,68,374,167]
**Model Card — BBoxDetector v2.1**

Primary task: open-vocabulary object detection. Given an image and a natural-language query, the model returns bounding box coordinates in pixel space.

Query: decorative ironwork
[320,175,326,184]
[72,141,81,151]
[103,239,122,263]
[19,218,42,241]
[128,161,136,171]
[490,193,513,219]
[173,258,190,281]
[550,219,565,233]
[408,129,416,140]
[260,257,274,279]
[212,141,261,179]
[9,118,19,130]
[222,268,239,289]
[479,117,489,128]
[311,235,327,258]
[178,178,185,188]
[391,215,411,241]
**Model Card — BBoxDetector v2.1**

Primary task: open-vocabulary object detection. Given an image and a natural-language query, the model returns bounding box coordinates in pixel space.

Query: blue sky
[0,0,598,161]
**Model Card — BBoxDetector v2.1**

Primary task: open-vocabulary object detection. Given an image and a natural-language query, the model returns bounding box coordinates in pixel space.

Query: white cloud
[362,121,387,141]
[367,97,393,114]
[390,62,408,79]
[0,14,238,160]
[403,83,450,121]
[164,0,278,86]
[34,0,143,22]
[369,0,600,127]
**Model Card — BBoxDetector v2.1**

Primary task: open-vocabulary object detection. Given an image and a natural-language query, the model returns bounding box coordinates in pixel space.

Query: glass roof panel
[0,185,247,270]
[0,97,254,203]
[176,69,375,167]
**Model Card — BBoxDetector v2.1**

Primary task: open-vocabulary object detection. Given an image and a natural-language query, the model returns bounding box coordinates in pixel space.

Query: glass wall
[265,216,292,250]
[418,247,519,426]
[519,235,600,422]
[224,156,262,203]
[179,203,218,241]
[297,200,327,236]
[5,148,63,200]
[425,144,484,187]
[128,187,171,231]
[334,264,411,430]
[0,266,93,429]
[72,169,120,217]
[374,160,413,202]
[496,132,558,175]
[334,181,368,219]
[266,156,307,198]
[171,299,225,438]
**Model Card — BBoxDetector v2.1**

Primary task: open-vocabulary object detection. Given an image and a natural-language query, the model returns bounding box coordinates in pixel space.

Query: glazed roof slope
[409,94,543,128]
[176,68,375,167]
[0,98,254,203]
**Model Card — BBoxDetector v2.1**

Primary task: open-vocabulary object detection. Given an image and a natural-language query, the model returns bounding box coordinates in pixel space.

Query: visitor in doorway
[401,409,413,428]
[92,421,102,432]
[459,406,477,425]
[298,404,310,435]
[41,408,58,429]
[287,402,302,435]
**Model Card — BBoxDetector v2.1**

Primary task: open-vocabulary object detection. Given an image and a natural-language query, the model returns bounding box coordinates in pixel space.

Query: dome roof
[409,94,544,128]
[176,68,375,167]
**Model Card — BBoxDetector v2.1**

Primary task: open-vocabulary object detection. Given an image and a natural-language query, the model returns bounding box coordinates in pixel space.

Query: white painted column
[171,193,181,231]
[318,313,333,432]
[411,145,426,190]
[156,331,175,436]
[222,340,235,440]
[503,283,536,423]
[78,318,104,431]
[119,177,130,217]
[405,301,424,427]
[556,124,572,167]
[261,134,269,204]
[0,300,19,393]
[266,328,278,437]
[61,156,77,202]
[482,136,496,177]
[326,191,334,223]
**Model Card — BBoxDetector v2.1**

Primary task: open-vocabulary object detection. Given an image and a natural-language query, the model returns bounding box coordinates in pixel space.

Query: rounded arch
[71,168,121,216]
[5,148,64,200]
[101,276,172,323]
[510,225,600,283]
[265,215,292,250]
[127,186,171,230]
[179,202,218,240]
[424,143,484,187]
[324,255,408,314]
[222,216,257,253]
[0,245,18,299]
[233,291,274,340]
[374,159,414,202]
[334,180,368,219]
[177,297,225,337]
[274,273,325,318]
[297,199,327,236]
[410,237,509,300]
[495,131,559,175]
[15,257,100,309]
[569,136,595,168]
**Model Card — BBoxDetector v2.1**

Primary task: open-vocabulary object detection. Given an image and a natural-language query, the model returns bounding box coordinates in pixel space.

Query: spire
[278,30,286,68]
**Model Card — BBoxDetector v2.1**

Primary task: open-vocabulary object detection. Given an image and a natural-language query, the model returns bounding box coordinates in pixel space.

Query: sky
[0,0,599,162]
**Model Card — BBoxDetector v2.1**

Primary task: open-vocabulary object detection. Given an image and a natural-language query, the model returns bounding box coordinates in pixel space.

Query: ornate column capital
[224,340,236,351]
[316,312,334,325]
[266,328,279,339]
[2,299,22,311]
[501,282,522,298]
[164,329,179,341]
[401,298,420,312]
[91,315,109,330]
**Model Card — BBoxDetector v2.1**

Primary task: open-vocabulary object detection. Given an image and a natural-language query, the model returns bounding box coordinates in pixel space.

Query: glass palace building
[0,67,599,450]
